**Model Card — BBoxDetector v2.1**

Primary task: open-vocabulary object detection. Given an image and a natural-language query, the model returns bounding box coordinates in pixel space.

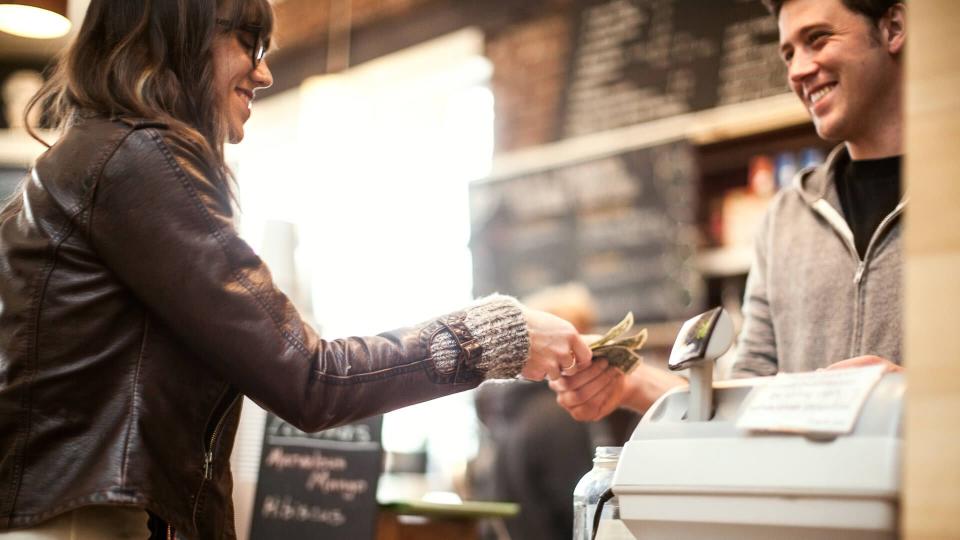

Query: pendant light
[0,0,71,39]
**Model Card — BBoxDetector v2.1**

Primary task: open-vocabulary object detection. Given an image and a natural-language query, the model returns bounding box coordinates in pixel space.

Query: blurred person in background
[473,283,612,540]
[551,0,906,421]
[0,1,593,539]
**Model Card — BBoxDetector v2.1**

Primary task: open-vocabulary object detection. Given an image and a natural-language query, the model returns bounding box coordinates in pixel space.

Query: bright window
[228,28,493,498]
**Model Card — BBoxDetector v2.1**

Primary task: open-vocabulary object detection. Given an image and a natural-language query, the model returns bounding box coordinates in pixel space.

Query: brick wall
[485,10,573,152]
[271,0,574,153]
[273,0,432,52]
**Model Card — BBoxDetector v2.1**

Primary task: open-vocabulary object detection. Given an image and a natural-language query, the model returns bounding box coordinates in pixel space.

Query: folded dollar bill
[590,312,647,374]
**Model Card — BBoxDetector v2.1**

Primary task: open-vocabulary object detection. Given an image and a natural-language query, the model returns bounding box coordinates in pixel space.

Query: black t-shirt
[836,155,902,259]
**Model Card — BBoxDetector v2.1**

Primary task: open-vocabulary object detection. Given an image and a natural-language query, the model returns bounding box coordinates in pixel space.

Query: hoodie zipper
[192,387,241,527]
[856,199,907,283]
[812,197,906,356]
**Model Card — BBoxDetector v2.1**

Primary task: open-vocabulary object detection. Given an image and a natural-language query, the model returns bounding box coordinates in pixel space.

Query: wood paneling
[902,1,960,537]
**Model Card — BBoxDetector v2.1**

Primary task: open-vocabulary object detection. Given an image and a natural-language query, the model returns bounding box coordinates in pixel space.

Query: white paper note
[736,365,886,435]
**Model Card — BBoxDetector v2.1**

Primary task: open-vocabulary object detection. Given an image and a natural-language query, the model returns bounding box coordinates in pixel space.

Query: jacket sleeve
[88,127,529,432]
[730,204,779,378]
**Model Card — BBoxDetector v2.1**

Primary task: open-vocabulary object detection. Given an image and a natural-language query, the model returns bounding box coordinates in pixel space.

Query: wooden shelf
[487,93,809,182]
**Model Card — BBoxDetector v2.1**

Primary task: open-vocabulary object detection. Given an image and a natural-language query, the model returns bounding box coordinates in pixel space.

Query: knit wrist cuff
[430,294,529,380]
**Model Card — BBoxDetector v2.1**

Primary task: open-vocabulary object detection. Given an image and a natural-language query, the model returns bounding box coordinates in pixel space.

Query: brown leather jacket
[0,117,524,539]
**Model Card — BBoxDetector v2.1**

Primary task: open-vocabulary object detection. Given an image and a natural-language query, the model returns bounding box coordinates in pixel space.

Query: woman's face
[212,28,273,143]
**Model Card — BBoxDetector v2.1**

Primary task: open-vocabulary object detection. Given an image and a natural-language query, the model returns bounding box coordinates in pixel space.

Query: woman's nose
[252,58,273,90]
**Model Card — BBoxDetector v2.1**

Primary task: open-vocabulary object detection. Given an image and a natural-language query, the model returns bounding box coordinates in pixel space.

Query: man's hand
[825,355,903,373]
[548,360,625,421]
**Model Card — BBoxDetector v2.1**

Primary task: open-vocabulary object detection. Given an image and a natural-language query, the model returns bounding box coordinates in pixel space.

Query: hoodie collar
[795,144,908,211]
[793,143,908,259]
[795,144,849,209]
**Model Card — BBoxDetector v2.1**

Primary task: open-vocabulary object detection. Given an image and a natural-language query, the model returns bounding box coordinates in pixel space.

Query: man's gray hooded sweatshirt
[732,145,906,376]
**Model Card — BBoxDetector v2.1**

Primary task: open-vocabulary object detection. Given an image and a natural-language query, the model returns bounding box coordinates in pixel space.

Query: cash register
[607,307,903,539]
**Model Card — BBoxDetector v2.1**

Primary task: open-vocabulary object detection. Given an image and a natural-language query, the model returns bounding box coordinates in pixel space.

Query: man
[551,0,907,421]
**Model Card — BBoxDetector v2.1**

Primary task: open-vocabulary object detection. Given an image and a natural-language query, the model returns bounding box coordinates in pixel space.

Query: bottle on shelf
[774,151,798,190]
[747,154,776,197]
[799,146,826,169]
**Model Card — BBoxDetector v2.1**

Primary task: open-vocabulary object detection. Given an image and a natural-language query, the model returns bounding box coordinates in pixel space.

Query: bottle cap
[595,446,622,461]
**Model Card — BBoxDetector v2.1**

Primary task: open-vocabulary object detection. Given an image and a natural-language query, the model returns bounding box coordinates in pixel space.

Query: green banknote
[590,312,647,374]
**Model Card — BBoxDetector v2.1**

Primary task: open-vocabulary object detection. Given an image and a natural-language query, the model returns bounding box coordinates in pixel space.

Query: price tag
[736,365,886,435]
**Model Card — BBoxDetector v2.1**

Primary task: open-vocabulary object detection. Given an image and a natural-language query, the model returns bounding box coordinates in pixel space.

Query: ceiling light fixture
[0,0,71,39]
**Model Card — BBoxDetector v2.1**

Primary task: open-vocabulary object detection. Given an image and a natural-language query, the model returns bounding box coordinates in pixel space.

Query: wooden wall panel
[902,1,960,537]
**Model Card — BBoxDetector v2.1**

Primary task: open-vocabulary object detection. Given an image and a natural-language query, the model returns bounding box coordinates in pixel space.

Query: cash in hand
[590,312,647,374]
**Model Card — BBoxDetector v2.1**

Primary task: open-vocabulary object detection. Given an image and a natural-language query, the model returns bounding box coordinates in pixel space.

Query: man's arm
[548,360,686,421]
[730,211,780,378]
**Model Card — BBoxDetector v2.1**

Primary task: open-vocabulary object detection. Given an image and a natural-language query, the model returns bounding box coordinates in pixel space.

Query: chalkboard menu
[249,415,383,540]
[470,141,701,326]
[562,0,786,137]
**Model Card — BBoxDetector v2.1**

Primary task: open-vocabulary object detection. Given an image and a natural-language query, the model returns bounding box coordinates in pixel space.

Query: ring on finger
[562,351,577,372]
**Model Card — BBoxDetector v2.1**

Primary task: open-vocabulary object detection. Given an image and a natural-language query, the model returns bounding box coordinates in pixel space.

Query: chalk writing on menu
[470,141,699,326]
[249,415,383,540]
[563,0,786,137]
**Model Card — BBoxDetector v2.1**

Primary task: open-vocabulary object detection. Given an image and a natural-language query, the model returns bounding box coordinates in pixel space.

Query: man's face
[778,0,899,144]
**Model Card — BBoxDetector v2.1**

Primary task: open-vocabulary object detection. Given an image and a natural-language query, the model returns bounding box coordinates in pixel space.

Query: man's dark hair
[761,0,902,25]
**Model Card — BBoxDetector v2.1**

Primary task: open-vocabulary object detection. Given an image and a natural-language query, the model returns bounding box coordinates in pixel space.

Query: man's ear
[882,3,906,55]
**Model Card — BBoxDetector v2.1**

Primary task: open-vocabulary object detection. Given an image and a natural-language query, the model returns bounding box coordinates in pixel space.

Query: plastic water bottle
[573,446,621,540]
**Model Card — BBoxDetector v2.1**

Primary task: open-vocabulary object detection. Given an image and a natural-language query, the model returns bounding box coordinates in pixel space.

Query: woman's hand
[520,307,592,381]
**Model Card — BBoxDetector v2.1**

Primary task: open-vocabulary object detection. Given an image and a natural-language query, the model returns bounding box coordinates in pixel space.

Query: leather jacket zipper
[192,387,240,527]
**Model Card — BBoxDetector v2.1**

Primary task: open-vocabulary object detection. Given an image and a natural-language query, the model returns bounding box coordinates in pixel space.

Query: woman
[0,1,591,538]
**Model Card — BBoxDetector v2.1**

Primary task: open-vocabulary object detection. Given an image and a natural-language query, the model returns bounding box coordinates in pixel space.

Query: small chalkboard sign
[249,415,384,540]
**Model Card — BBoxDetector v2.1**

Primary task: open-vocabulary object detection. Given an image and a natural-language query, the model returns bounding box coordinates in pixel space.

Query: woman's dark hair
[762,0,904,25]
[22,0,273,189]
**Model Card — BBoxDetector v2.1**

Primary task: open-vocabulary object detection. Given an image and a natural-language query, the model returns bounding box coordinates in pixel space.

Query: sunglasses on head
[216,18,267,69]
